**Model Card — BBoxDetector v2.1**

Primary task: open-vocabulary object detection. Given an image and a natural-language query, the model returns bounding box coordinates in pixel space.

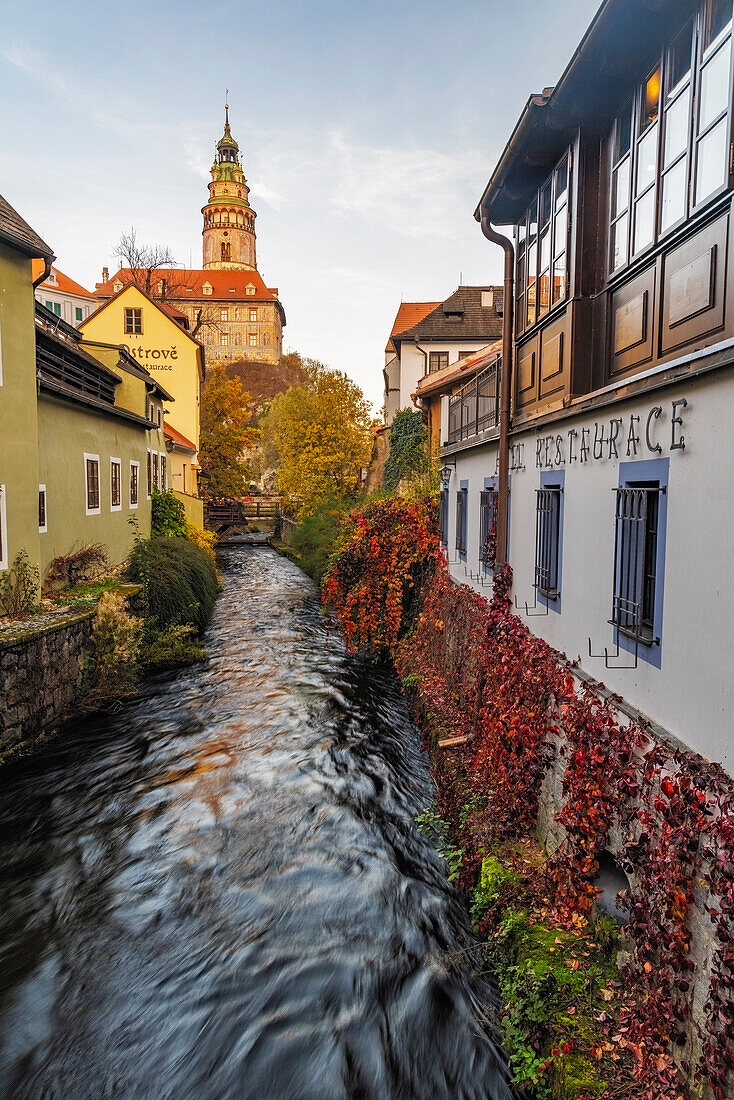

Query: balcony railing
[447,358,500,444]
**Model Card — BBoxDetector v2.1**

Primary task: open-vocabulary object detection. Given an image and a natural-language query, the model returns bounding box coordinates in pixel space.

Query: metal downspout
[479,214,514,569]
[32,257,53,289]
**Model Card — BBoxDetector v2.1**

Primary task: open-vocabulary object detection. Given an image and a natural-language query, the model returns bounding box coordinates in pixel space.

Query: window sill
[614,623,658,648]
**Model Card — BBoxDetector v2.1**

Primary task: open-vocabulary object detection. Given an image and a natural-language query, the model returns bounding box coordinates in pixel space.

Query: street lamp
[439,464,453,488]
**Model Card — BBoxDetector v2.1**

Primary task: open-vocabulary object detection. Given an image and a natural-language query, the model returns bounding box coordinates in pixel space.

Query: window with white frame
[147,450,152,497]
[110,459,122,510]
[160,454,167,492]
[608,0,733,274]
[38,485,47,533]
[248,334,257,347]
[84,454,101,515]
[152,451,159,490]
[130,461,139,508]
[0,485,7,570]
[249,307,258,322]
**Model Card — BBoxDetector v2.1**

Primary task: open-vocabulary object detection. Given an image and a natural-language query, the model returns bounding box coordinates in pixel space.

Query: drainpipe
[32,257,54,289]
[479,214,514,569]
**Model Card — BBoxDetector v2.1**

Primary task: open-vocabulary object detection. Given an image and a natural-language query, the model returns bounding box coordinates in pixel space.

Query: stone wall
[0,607,95,756]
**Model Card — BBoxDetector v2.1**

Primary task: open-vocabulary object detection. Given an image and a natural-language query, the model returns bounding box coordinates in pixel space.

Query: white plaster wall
[445,371,734,774]
[35,288,94,329]
[398,341,487,410]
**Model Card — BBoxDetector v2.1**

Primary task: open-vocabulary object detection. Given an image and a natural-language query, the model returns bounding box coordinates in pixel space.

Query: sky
[0,0,600,413]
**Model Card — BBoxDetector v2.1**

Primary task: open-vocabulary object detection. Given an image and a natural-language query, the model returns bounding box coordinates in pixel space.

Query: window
[130,461,139,508]
[38,485,47,533]
[84,454,100,515]
[220,307,229,321]
[479,488,499,568]
[608,1,733,273]
[152,451,159,490]
[75,306,83,323]
[147,450,152,497]
[160,454,167,492]
[429,351,449,373]
[157,408,162,428]
[535,472,564,608]
[124,308,142,335]
[249,307,258,322]
[221,243,231,262]
[220,332,228,346]
[203,283,213,295]
[246,284,256,296]
[515,154,570,333]
[455,485,468,555]
[0,485,7,570]
[45,299,53,311]
[249,334,258,347]
[611,459,669,665]
[458,350,477,360]
[110,459,121,510]
[439,488,449,546]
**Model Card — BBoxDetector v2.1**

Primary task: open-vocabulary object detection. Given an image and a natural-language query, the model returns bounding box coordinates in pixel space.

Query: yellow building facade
[81,283,205,522]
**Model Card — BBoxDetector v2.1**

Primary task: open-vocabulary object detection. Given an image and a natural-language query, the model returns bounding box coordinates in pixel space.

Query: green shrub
[288,497,354,584]
[127,536,219,635]
[383,409,430,491]
[87,590,142,703]
[0,550,40,617]
[151,489,186,537]
[140,624,208,673]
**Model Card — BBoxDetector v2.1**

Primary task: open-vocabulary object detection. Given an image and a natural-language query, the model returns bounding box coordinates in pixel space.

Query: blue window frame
[456,481,468,558]
[480,475,509,573]
[537,469,564,612]
[613,458,669,668]
[439,488,449,546]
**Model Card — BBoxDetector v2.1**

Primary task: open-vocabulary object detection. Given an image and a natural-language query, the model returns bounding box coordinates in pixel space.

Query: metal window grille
[439,489,449,546]
[455,489,467,552]
[111,462,121,507]
[479,489,498,566]
[38,489,46,529]
[130,464,138,505]
[124,308,142,335]
[612,484,662,643]
[86,459,100,510]
[447,360,500,443]
[535,487,562,597]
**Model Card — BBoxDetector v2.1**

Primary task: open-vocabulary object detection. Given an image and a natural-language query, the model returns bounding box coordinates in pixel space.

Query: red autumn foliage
[324,496,734,1100]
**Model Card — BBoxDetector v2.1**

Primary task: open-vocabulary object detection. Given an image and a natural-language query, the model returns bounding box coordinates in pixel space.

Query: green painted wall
[0,241,41,573]
[37,395,152,577]
[173,490,204,527]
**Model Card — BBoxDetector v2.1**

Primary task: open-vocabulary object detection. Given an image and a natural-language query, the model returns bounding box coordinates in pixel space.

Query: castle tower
[202,105,257,271]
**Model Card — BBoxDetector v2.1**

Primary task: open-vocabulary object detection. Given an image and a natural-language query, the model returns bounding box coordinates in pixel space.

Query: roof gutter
[478,214,514,570]
[32,257,53,290]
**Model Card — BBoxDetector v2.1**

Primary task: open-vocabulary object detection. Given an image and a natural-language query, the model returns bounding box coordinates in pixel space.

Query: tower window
[124,308,142,334]
[221,243,231,262]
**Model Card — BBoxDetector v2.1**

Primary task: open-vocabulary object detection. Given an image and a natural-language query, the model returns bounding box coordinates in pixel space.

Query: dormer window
[246,284,256,296]
[47,270,57,285]
[113,280,123,293]
[203,283,213,295]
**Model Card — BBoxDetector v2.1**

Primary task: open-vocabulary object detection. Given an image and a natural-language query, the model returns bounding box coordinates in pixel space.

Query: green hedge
[128,537,219,635]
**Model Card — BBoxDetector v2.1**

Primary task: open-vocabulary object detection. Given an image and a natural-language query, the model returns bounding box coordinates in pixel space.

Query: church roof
[32,260,95,299]
[0,193,54,261]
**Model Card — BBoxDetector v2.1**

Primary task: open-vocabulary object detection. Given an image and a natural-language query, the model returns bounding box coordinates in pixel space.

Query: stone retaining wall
[0,608,95,756]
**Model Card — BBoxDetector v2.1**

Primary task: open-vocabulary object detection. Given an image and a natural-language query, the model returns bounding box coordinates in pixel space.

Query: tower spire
[201,104,257,271]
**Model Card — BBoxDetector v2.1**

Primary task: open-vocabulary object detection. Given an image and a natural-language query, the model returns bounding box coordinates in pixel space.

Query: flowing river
[0,547,516,1100]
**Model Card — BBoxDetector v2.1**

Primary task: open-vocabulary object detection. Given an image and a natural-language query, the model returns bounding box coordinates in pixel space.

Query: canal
[0,547,516,1099]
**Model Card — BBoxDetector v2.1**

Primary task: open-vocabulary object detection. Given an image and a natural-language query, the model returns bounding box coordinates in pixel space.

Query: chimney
[102,266,109,282]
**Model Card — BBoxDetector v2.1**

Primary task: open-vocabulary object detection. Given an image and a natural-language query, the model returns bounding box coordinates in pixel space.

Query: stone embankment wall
[0,607,95,756]
[279,514,298,545]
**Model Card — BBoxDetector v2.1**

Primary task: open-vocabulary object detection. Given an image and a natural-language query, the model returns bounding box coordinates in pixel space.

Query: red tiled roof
[95,267,280,304]
[385,301,442,353]
[32,260,95,299]
[164,421,197,451]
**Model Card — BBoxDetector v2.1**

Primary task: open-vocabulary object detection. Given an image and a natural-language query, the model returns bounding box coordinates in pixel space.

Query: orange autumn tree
[199,363,258,499]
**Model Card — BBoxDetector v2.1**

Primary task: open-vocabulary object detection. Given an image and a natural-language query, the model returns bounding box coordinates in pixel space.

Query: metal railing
[447,357,500,444]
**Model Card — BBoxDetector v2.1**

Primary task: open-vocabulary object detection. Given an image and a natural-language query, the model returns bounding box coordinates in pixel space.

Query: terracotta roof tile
[95,267,280,304]
[32,260,95,299]
[0,193,54,260]
[385,301,442,353]
[164,421,197,451]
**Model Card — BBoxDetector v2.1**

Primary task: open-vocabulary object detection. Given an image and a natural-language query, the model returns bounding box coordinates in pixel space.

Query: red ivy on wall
[323,498,734,1100]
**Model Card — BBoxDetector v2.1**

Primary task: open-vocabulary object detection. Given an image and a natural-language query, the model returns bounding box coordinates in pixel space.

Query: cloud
[238,127,488,241]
